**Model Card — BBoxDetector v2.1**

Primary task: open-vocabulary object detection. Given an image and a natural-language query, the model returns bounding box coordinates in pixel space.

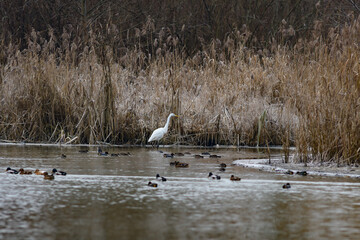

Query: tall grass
[0,17,359,164]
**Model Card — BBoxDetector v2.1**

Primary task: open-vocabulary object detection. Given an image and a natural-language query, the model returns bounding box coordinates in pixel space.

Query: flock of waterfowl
[162,151,222,159]
[146,150,243,188]
[5,167,67,180]
[285,170,308,176]
[97,147,131,156]
[4,147,130,180]
[280,170,308,188]
[4,145,302,190]
[150,150,305,189]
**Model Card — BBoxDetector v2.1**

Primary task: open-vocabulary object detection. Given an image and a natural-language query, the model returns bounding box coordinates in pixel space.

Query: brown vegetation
[0,1,359,164]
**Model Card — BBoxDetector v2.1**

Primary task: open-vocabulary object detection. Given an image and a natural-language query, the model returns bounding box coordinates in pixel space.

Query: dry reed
[0,16,359,165]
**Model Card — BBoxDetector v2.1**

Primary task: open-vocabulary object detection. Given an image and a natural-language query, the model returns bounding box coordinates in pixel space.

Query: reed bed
[0,18,359,164]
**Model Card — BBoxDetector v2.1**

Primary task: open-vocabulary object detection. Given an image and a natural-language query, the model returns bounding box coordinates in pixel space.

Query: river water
[0,144,359,240]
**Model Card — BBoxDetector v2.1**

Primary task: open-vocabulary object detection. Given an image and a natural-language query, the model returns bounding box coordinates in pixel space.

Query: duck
[97,147,108,156]
[34,169,46,175]
[44,172,55,180]
[6,167,19,174]
[194,154,204,158]
[163,153,174,158]
[170,161,179,166]
[175,152,184,156]
[148,182,158,187]
[219,163,227,168]
[110,153,120,157]
[156,174,167,181]
[230,175,241,181]
[219,167,226,172]
[210,154,221,158]
[208,172,221,180]
[52,168,67,176]
[18,168,33,174]
[61,154,66,158]
[202,152,210,155]
[175,162,189,168]
[282,183,291,189]
[285,170,294,175]
[296,171,308,176]
[119,152,131,156]
[97,147,103,154]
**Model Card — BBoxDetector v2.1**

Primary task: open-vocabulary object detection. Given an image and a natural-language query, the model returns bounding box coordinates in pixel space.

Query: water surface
[0,145,359,240]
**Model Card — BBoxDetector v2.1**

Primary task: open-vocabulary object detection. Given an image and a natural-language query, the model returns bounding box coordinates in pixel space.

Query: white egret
[148,113,178,148]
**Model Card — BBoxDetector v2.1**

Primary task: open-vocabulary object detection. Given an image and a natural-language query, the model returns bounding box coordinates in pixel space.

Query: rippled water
[0,144,359,240]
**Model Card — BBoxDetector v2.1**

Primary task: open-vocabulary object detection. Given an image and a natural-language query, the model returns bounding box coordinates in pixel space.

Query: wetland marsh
[1,145,359,240]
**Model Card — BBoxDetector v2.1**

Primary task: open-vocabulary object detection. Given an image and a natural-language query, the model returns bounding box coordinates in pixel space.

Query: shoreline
[1,141,359,179]
[232,158,360,179]
[0,140,290,150]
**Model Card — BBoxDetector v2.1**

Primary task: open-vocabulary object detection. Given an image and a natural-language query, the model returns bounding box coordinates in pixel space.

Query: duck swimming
[219,163,227,168]
[34,169,46,175]
[156,174,167,181]
[296,171,308,176]
[230,175,241,181]
[97,147,103,154]
[6,167,19,174]
[175,162,189,168]
[19,168,32,175]
[148,182,158,187]
[163,153,175,158]
[282,183,291,189]
[210,154,221,158]
[208,172,221,180]
[170,161,179,166]
[44,172,55,180]
[97,147,108,156]
[52,168,67,176]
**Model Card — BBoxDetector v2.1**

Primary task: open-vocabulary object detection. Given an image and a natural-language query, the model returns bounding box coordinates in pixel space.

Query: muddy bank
[233,158,360,179]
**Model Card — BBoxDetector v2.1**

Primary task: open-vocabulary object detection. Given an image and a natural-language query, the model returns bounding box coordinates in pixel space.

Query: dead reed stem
[0,18,359,164]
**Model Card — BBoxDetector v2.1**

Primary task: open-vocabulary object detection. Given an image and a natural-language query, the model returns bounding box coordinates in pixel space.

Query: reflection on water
[0,145,359,240]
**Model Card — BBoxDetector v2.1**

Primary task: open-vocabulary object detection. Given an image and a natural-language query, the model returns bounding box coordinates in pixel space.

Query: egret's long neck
[163,115,173,132]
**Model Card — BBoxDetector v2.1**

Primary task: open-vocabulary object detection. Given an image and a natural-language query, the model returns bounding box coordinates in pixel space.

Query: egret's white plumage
[148,113,178,144]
